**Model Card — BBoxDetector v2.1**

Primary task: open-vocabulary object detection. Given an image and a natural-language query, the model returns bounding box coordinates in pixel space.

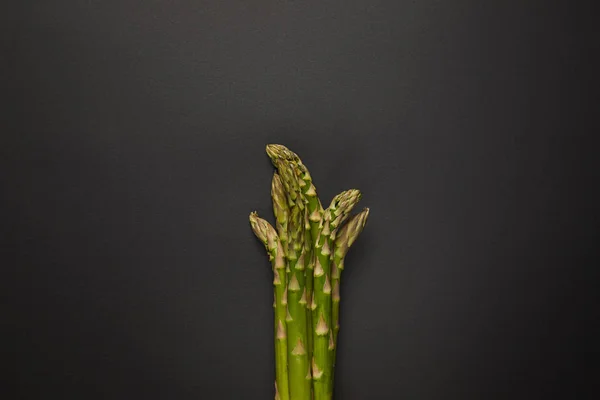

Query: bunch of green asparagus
[249,144,369,400]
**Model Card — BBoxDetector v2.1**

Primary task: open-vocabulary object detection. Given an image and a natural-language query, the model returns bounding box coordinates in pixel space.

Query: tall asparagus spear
[249,212,290,400]
[273,173,311,399]
[266,145,331,398]
[296,164,319,390]
[331,208,370,362]
[265,145,318,385]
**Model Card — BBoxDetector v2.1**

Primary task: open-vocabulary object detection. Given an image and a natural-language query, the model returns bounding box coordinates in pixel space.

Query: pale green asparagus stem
[287,232,311,399]
[331,208,370,363]
[249,212,290,400]
[311,207,333,400]
[324,190,362,385]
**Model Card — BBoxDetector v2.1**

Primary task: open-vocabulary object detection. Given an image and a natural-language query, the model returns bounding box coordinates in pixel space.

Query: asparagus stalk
[273,173,311,399]
[331,208,370,362]
[266,145,331,398]
[297,166,318,391]
[310,206,334,400]
[265,146,318,384]
[249,212,290,400]
[324,190,362,375]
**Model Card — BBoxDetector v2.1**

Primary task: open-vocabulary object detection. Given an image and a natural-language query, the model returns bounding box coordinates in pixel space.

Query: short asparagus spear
[324,190,362,381]
[249,212,290,400]
[331,208,370,361]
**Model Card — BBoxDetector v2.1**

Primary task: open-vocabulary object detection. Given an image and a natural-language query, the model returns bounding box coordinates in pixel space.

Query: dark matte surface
[2,1,597,399]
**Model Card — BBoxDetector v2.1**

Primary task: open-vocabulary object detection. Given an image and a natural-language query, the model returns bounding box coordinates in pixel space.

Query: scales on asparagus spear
[250,145,370,400]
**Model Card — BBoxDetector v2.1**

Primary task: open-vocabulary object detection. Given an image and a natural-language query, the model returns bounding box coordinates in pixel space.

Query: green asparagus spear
[272,173,311,399]
[331,208,370,361]
[266,145,330,398]
[265,145,318,386]
[310,206,334,400]
[324,190,362,378]
[249,212,290,400]
[312,190,363,399]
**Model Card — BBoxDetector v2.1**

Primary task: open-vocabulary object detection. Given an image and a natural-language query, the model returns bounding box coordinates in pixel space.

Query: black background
[2,1,598,399]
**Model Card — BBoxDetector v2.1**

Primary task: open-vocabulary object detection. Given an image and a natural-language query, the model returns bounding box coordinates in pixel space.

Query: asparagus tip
[248,212,265,242]
[266,144,300,163]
